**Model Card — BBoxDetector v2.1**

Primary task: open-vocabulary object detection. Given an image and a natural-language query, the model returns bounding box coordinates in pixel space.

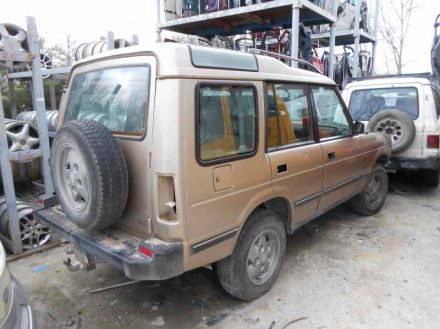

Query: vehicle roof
[72,42,335,86]
[345,77,433,89]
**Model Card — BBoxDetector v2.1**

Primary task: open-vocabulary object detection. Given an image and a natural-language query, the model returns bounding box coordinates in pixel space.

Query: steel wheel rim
[5,121,40,151]
[19,214,50,249]
[57,144,91,212]
[364,173,385,209]
[375,118,405,146]
[246,229,281,285]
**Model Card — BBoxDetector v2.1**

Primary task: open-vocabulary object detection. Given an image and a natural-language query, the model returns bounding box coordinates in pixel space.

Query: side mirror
[353,121,365,134]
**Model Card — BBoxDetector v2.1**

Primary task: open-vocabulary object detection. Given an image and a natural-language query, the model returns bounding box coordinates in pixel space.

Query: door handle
[277,164,287,173]
[328,152,336,160]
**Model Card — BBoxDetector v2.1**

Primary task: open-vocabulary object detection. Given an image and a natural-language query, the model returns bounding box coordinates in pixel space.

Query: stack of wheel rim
[0,198,50,250]
[0,23,29,69]
[1,119,41,182]
[10,53,53,79]
[16,110,59,132]
[74,39,132,61]
[4,119,40,152]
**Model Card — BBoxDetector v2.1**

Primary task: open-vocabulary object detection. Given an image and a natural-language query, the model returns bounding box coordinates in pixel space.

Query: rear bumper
[385,156,440,170]
[34,208,183,281]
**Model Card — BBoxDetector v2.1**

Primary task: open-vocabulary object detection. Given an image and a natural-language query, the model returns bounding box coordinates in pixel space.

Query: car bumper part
[0,278,35,329]
[34,208,183,281]
[385,156,440,170]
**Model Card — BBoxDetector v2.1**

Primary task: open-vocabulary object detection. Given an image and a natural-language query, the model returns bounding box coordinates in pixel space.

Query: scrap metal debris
[206,313,228,327]
[90,280,142,294]
[32,264,49,273]
[281,317,308,328]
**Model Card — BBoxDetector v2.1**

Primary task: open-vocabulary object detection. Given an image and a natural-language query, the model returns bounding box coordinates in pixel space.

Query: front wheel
[217,210,286,301]
[350,165,389,216]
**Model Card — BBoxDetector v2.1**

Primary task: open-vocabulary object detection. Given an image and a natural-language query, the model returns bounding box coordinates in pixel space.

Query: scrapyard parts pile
[4,119,40,153]
[74,39,135,61]
[0,198,50,250]
[17,110,59,132]
[0,23,29,68]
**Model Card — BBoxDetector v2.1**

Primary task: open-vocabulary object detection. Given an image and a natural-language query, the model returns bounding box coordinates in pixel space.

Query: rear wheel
[420,168,440,187]
[351,165,389,216]
[217,210,286,301]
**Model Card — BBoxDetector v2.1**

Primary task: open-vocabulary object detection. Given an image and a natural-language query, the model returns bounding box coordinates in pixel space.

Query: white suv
[343,74,440,187]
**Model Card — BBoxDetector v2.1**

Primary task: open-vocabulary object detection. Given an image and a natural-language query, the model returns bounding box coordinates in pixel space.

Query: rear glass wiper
[105,84,122,110]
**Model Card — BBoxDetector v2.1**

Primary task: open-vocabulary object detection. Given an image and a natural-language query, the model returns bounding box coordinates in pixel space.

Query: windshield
[65,66,150,135]
[349,87,418,121]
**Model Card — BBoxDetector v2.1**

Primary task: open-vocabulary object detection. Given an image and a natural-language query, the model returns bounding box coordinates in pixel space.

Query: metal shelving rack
[159,0,337,70]
[157,0,380,79]
[0,17,53,254]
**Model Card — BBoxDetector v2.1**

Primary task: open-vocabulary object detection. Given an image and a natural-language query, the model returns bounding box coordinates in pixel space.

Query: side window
[198,85,257,162]
[311,86,351,138]
[266,83,313,149]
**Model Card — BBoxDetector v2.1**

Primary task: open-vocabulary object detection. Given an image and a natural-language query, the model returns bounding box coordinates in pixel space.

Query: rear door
[185,80,273,268]
[311,86,364,214]
[61,55,156,238]
[266,82,324,225]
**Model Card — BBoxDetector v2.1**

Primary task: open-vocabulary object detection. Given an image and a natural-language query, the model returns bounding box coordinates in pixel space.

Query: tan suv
[36,43,391,301]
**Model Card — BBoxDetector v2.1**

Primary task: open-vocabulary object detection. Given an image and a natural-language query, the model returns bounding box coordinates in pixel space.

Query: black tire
[217,210,286,301]
[51,120,128,230]
[351,165,388,216]
[368,109,415,153]
[421,168,440,188]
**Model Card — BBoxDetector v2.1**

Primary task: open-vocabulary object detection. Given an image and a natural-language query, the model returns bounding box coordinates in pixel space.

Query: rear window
[65,66,150,135]
[349,87,419,121]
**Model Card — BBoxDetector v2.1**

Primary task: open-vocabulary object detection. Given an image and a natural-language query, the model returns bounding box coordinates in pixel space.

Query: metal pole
[50,82,57,111]
[0,83,23,254]
[290,4,301,68]
[370,0,380,75]
[26,16,54,195]
[352,0,361,78]
[7,79,17,119]
[156,0,162,43]
[328,0,339,79]
[107,31,115,50]
[131,34,139,46]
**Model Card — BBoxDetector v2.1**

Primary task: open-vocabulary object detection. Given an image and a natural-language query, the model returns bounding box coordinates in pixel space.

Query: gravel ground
[8,173,440,329]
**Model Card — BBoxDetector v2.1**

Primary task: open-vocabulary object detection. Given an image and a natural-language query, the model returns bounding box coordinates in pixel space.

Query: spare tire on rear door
[51,120,129,230]
[367,109,415,153]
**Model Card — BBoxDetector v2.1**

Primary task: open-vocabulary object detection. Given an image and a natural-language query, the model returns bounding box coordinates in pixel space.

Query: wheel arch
[240,196,292,236]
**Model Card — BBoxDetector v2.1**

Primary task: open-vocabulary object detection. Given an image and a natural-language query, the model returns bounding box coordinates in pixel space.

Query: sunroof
[188,45,259,72]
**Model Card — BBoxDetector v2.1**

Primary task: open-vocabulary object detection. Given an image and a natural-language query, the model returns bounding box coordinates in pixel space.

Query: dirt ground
[8,173,440,329]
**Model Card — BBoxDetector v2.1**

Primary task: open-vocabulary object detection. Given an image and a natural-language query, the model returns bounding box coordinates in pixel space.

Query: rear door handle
[328,152,336,160]
[277,164,287,173]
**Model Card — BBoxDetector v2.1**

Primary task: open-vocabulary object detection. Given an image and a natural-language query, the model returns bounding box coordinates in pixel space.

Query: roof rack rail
[349,72,433,82]
[249,49,323,75]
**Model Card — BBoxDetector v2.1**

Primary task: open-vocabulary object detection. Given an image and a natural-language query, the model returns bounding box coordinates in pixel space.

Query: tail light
[157,175,177,222]
[138,245,153,258]
[427,135,439,149]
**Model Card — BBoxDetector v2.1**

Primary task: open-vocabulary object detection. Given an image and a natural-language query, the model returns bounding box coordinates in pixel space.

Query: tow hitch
[63,244,97,272]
